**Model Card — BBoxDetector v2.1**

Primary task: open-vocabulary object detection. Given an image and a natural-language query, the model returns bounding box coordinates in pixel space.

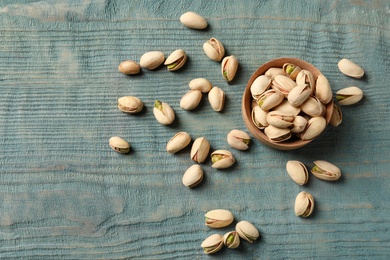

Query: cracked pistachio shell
[271,74,297,97]
[286,160,309,185]
[287,84,311,107]
[139,51,165,70]
[300,116,326,141]
[250,75,272,99]
[291,116,308,133]
[180,90,202,110]
[166,132,191,154]
[201,234,223,254]
[205,209,234,228]
[223,231,240,249]
[235,221,260,243]
[283,63,302,80]
[208,86,225,112]
[227,129,251,150]
[273,100,301,116]
[118,60,140,75]
[338,58,364,78]
[264,125,292,142]
[153,100,175,125]
[164,49,187,71]
[330,104,342,127]
[109,136,130,154]
[190,137,210,163]
[295,191,314,217]
[336,86,364,105]
[300,96,325,117]
[180,11,208,30]
[210,150,235,169]
[182,164,203,188]
[257,89,284,111]
[252,106,269,129]
[311,160,341,181]
[266,111,295,129]
[315,74,333,104]
[203,37,225,61]
[189,78,212,93]
[296,69,316,92]
[117,96,143,114]
[265,67,285,79]
[221,55,238,82]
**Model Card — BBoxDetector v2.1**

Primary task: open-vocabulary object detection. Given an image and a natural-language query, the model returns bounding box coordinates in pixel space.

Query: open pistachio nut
[153,100,175,125]
[205,209,234,228]
[201,234,223,254]
[227,129,251,150]
[223,231,240,249]
[190,137,210,163]
[235,220,260,243]
[311,160,341,181]
[286,160,309,185]
[164,49,187,71]
[182,164,204,188]
[294,191,314,217]
[210,150,235,169]
[203,37,225,61]
[166,132,191,154]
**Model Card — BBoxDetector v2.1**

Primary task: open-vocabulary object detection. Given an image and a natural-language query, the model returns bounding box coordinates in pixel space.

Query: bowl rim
[242,57,333,150]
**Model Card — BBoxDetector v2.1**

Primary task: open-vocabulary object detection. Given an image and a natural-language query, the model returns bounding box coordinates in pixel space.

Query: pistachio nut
[221,55,238,82]
[227,129,251,150]
[330,104,342,127]
[266,110,295,128]
[294,191,314,217]
[286,160,309,185]
[250,75,272,99]
[235,221,260,243]
[336,86,364,105]
[264,67,285,78]
[180,90,202,110]
[271,74,297,97]
[203,37,225,61]
[139,51,165,70]
[208,86,225,112]
[291,115,308,134]
[189,78,212,93]
[282,63,302,80]
[153,100,175,125]
[205,209,234,228]
[190,137,210,163]
[223,231,240,249]
[337,58,364,78]
[300,96,325,117]
[300,116,326,141]
[117,96,143,114]
[273,100,301,116]
[164,49,187,71]
[166,132,191,154]
[180,11,208,30]
[264,125,292,142]
[109,136,130,154]
[118,60,141,75]
[311,160,341,181]
[296,69,316,92]
[210,150,235,169]
[182,164,204,188]
[257,89,284,111]
[252,106,269,129]
[287,84,311,107]
[201,234,223,254]
[315,74,333,104]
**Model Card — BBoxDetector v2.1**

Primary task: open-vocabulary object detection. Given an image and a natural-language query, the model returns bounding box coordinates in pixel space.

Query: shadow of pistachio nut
[210,150,235,169]
[180,90,202,110]
[166,132,191,154]
[315,74,333,104]
[164,49,187,71]
[311,160,341,181]
[180,11,208,30]
[300,116,326,141]
[266,111,295,128]
[118,60,140,75]
[201,234,223,254]
[117,96,143,114]
[336,86,364,106]
[182,164,203,188]
[203,37,225,61]
[296,69,316,92]
[190,137,210,163]
[257,89,284,111]
[109,136,130,154]
[221,55,238,82]
[286,160,309,185]
[283,63,302,80]
[153,100,175,125]
[223,231,240,249]
[208,86,225,112]
[235,221,260,243]
[189,78,212,93]
[271,74,297,97]
[337,58,364,78]
[250,75,272,100]
[227,129,251,150]
[330,104,342,127]
[139,51,165,70]
[294,191,314,217]
[205,209,234,228]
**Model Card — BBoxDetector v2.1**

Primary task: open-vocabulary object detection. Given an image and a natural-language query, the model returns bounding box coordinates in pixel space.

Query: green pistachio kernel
[285,64,295,75]
[211,154,223,164]
[154,100,163,111]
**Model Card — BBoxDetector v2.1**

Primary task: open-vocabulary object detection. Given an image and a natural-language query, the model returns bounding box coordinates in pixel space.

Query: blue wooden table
[1,0,389,259]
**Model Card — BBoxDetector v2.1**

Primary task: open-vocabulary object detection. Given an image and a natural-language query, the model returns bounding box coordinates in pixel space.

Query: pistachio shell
[208,86,225,112]
[180,90,202,110]
[250,75,272,99]
[180,11,208,30]
[205,209,234,228]
[182,164,204,188]
[273,100,301,116]
[251,106,269,129]
[210,150,235,169]
[300,96,325,117]
[296,69,316,92]
[221,55,238,82]
[286,160,309,185]
[139,51,165,70]
[264,125,292,142]
[153,100,175,125]
[291,116,308,133]
[300,116,326,140]
[203,37,225,61]
[336,86,364,105]
[311,160,341,181]
[109,136,130,154]
[189,78,212,93]
[282,63,301,80]
[271,74,297,97]
[223,231,240,248]
[117,96,143,114]
[264,67,285,78]
[330,104,342,127]
[201,234,223,254]
[164,49,187,71]
[295,191,314,217]
[315,74,333,104]
[266,111,295,128]
[235,221,260,243]
[227,129,251,150]
[337,58,364,78]
[190,137,210,163]
[287,84,311,107]
[118,60,140,75]
[166,132,191,154]
[257,89,284,111]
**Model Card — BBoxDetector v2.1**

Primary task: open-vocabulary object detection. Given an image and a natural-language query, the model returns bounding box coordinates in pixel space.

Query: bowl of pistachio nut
[242,57,334,150]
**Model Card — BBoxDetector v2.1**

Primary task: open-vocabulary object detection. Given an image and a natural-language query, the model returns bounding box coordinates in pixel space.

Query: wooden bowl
[242,57,333,150]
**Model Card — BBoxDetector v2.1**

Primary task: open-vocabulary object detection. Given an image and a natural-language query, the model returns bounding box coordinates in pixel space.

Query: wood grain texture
[0,0,389,259]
